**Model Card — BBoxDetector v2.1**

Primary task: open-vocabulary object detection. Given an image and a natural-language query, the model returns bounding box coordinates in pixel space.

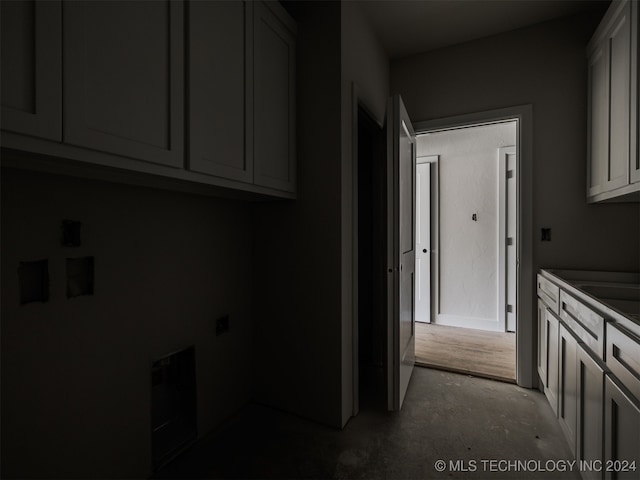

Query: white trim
[436,314,503,332]
[414,105,534,389]
[498,145,517,333]
[351,82,360,418]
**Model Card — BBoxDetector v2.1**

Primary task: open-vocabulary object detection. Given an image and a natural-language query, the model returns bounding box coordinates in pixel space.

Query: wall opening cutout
[151,346,197,471]
[61,220,82,247]
[66,256,94,298]
[414,120,517,382]
[18,259,49,304]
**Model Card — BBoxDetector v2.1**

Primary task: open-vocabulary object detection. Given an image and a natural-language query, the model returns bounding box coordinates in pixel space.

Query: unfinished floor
[156,367,577,480]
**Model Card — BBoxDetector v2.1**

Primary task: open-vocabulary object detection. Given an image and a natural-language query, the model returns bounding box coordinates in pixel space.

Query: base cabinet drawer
[577,344,604,480]
[604,375,640,480]
[560,291,605,359]
[606,322,640,401]
[538,274,560,314]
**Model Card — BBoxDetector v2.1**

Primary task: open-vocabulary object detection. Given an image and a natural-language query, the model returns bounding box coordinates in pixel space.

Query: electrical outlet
[216,315,229,336]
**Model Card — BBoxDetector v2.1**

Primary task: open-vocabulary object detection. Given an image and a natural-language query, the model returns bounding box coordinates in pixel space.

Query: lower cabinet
[576,344,604,480]
[558,324,578,455]
[538,299,548,389]
[604,375,640,480]
[545,308,560,415]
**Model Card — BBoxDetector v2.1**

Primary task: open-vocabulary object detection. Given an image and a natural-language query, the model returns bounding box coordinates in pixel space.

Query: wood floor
[415,322,516,382]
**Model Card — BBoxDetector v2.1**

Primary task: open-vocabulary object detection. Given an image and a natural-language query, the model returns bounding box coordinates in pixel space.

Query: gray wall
[1,167,253,478]
[340,0,389,426]
[252,0,391,429]
[391,12,640,277]
[252,1,344,428]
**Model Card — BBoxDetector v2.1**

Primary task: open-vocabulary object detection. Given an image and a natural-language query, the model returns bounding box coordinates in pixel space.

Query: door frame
[413,105,534,388]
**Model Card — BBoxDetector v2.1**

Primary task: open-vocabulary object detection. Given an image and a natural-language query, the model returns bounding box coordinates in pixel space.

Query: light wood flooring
[415,322,516,382]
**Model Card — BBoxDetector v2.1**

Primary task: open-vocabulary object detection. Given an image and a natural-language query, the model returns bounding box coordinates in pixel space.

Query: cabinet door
[188,1,253,182]
[607,1,631,192]
[604,376,640,480]
[577,345,603,480]
[63,1,184,168]
[253,1,296,193]
[538,299,548,389]
[1,0,61,140]
[546,309,560,416]
[587,43,609,197]
[558,323,578,455]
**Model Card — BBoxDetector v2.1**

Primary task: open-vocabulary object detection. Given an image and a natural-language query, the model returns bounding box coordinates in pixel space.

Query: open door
[386,95,416,411]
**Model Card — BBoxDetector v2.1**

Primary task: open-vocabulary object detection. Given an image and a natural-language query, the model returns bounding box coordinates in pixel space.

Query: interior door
[386,95,416,411]
[415,161,432,323]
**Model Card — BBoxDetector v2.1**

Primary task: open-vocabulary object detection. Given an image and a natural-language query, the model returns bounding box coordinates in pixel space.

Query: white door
[386,95,416,411]
[415,160,434,323]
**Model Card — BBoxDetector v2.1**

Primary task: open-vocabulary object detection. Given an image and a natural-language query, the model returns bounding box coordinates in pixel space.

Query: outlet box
[216,315,229,336]
[541,228,552,242]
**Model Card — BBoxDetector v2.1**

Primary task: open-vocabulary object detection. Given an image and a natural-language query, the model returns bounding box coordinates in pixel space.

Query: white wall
[1,167,253,478]
[340,0,389,425]
[418,122,516,327]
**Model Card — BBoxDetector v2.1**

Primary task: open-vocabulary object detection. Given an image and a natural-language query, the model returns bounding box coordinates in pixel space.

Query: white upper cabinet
[63,1,184,168]
[188,1,253,183]
[587,0,639,202]
[0,0,296,199]
[253,1,297,193]
[0,0,61,141]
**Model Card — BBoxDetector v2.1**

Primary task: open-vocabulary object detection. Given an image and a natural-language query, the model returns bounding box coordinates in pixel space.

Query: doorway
[356,104,386,410]
[352,100,534,416]
[414,120,518,381]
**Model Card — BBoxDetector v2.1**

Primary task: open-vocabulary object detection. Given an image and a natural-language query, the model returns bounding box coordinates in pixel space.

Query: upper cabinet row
[587,0,639,203]
[0,0,296,197]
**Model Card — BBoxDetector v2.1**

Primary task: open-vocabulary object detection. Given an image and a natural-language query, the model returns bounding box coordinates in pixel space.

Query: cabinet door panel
[588,45,609,197]
[188,1,252,182]
[546,309,560,416]
[577,345,603,480]
[0,0,61,140]
[604,376,640,480]
[253,1,296,192]
[607,6,631,190]
[558,324,578,454]
[538,299,548,389]
[64,1,183,167]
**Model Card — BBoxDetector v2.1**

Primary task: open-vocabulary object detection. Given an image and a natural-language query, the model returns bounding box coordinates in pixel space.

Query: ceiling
[359,0,610,59]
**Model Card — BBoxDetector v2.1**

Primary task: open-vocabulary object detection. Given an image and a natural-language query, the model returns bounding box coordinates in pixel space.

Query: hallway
[156,368,578,480]
[415,323,516,382]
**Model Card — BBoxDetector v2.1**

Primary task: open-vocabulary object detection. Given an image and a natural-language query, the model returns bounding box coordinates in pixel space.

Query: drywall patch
[66,256,94,298]
[18,259,49,304]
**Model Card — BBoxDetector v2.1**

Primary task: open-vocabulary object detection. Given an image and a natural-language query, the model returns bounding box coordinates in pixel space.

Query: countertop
[540,269,640,331]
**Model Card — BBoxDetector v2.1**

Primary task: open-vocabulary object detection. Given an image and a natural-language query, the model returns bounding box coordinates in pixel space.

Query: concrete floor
[156,367,580,479]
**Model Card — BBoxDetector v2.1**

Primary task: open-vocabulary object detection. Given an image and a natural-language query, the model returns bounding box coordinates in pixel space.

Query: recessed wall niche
[18,259,49,304]
[66,256,94,298]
